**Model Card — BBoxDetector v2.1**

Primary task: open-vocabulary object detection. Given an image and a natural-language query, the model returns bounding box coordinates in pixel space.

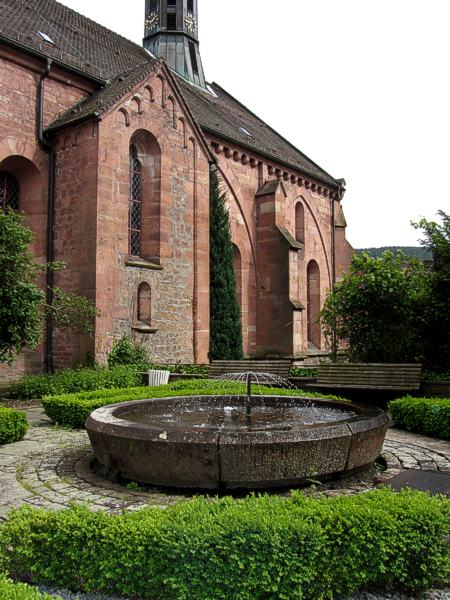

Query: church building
[0,0,353,380]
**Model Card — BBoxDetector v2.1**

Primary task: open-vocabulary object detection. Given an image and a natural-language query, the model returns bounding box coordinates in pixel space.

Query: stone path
[0,405,449,519]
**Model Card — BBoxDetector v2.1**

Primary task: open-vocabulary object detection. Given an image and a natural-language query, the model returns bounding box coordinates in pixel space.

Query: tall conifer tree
[209,169,243,359]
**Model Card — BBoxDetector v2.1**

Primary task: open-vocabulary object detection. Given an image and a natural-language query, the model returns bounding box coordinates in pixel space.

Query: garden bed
[0,489,448,600]
[389,396,450,440]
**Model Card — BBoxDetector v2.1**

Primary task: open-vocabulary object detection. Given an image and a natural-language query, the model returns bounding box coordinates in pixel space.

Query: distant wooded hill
[357,246,432,260]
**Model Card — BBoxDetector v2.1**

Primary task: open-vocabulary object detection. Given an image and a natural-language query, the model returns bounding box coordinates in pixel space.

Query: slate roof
[179,80,339,187]
[0,0,340,188]
[0,0,149,80]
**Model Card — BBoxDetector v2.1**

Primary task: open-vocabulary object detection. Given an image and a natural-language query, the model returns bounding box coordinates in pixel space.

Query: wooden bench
[312,363,422,391]
[209,360,292,384]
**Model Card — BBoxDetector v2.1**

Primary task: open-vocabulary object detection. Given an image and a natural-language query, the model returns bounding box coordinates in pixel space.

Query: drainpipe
[37,58,55,373]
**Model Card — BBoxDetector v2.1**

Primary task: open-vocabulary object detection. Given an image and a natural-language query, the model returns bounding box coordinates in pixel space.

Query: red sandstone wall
[0,48,93,380]
[51,121,99,369]
[209,138,347,357]
[93,68,211,365]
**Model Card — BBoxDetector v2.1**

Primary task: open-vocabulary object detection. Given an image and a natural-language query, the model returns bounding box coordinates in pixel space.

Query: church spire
[144,0,206,88]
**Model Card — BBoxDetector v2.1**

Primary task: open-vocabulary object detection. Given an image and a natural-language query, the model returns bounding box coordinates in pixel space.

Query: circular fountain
[86,374,390,490]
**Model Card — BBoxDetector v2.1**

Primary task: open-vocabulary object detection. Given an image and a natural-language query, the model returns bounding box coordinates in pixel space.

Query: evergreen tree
[209,169,243,360]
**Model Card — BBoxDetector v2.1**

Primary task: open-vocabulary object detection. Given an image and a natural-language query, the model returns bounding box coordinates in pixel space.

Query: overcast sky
[60,0,449,248]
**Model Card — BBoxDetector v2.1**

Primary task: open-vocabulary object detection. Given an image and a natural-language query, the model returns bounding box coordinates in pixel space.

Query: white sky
[60,0,449,248]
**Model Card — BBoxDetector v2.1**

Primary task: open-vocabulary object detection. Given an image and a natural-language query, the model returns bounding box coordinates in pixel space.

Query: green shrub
[107,336,148,369]
[9,366,143,400]
[0,490,448,599]
[0,574,62,599]
[147,364,208,375]
[389,396,450,439]
[288,367,318,378]
[42,379,345,429]
[0,407,28,444]
[424,370,450,381]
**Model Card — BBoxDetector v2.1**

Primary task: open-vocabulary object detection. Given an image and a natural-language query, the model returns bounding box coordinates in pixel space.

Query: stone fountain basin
[86,396,390,490]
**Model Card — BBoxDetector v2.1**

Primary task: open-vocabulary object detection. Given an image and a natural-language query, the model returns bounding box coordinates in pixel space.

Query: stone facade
[0,3,353,383]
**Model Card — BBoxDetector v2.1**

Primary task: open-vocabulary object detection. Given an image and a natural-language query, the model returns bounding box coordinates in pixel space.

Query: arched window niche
[232,243,243,315]
[138,282,152,325]
[307,260,321,349]
[128,130,162,264]
[295,201,305,244]
[133,282,157,334]
[0,171,20,212]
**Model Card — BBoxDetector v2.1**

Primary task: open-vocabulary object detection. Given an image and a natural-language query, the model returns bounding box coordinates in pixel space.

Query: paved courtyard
[0,404,449,519]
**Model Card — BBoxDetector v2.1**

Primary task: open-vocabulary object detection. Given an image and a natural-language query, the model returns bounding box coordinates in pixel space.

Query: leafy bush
[42,380,345,429]
[389,396,450,440]
[147,364,208,375]
[424,370,450,381]
[0,490,448,599]
[289,367,318,378]
[321,251,428,362]
[9,366,142,400]
[0,407,28,444]
[107,336,148,369]
[0,574,61,599]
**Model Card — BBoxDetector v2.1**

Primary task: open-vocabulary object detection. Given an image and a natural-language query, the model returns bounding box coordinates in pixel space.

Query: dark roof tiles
[0,0,148,80]
[0,0,340,188]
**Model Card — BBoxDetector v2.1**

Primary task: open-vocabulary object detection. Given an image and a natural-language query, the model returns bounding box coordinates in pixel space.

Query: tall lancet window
[0,171,20,212]
[129,145,143,257]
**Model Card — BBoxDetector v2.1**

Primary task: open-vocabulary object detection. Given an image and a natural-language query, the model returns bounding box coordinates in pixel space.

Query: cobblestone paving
[0,406,449,520]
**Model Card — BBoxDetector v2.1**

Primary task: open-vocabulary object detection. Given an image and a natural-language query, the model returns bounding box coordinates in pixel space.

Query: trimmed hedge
[9,366,143,400]
[0,407,28,444]
[0,490,448,599]
[389,396,450,440]
[42,379,345,429]
[0,574,61,600]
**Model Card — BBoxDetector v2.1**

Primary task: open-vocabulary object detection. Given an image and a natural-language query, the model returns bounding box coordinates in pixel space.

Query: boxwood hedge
[9,366,143,400]
[0,489,448,600]
[0,574,61,600]
[42,379,345,429]
[389,396,450,440]
[0,407,28,444]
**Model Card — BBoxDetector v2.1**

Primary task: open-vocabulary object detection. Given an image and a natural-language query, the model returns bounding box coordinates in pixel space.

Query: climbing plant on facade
[0,210,97,364]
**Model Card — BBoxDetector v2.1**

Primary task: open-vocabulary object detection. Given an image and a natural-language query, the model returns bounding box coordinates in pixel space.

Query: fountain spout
[246,372,253,420]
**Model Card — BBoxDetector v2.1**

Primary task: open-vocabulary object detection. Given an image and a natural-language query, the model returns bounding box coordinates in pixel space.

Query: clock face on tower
[184,14,197,34]
[146,12,159,32]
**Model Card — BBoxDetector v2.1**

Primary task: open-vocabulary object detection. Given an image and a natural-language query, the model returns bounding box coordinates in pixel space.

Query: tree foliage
[321,251,428,362]
[322,211,450,370]
[412,210,450,371]
[0,211,44,363]
[0,211,97,365]
[209,169,243,360]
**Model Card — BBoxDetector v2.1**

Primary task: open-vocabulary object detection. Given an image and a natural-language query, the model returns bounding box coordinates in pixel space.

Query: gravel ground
[38,586,450,599]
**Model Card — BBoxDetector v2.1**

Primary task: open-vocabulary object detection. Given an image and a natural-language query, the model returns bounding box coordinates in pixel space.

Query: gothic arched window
[0,171,20,212]
[129,145,142,257]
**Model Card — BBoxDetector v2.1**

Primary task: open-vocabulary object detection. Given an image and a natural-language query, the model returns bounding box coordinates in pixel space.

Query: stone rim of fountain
[86,393,390,490]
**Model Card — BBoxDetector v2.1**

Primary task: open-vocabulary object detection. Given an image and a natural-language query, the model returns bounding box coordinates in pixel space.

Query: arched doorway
[307,260,321,348]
